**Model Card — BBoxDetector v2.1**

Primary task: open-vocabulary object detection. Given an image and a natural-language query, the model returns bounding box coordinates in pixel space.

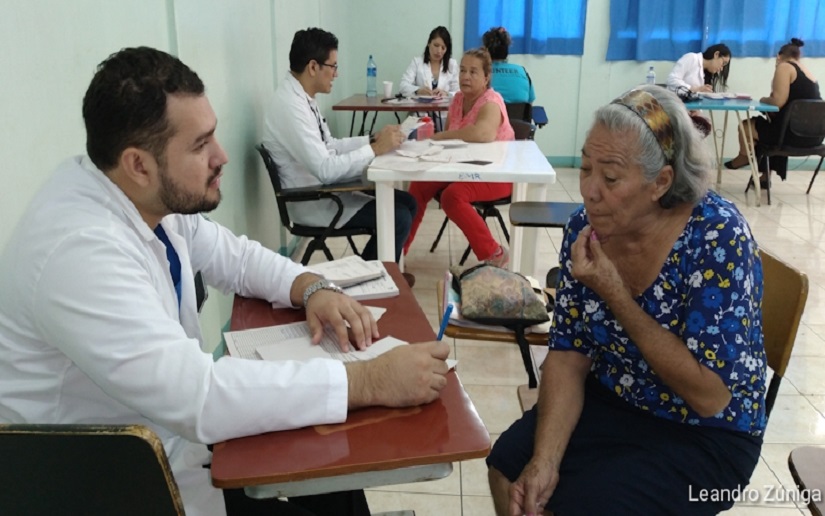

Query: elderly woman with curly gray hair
[487,85,766,516]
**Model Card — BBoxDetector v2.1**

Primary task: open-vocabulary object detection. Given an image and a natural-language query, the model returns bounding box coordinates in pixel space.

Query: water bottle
[645,66,656,85]
[366,55,377,97]
[416,116,434,140]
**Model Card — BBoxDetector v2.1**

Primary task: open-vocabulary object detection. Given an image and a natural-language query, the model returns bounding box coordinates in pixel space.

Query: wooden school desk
[210,263,490,499]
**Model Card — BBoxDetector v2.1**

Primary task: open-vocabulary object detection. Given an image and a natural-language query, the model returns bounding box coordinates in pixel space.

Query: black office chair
[429,119,536,265]
[256,144,375,265]
[746,99,825,205]
[505,102,549,129]
[0,424,184,515]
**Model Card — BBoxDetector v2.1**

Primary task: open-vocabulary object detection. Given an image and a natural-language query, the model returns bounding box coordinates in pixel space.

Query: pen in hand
[436,303,454,341]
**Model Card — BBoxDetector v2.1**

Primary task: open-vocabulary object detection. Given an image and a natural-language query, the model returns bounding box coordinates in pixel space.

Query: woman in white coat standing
[399,26,459,98]
[667,43,732,94]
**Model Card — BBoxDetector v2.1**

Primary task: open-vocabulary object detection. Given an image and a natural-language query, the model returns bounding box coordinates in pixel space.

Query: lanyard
[307,98,327,144]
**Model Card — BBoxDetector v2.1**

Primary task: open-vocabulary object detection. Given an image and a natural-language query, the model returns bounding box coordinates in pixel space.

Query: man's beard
[158,164,222,215]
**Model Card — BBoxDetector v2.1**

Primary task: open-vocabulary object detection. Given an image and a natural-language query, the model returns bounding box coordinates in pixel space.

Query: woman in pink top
[404,47,515,267]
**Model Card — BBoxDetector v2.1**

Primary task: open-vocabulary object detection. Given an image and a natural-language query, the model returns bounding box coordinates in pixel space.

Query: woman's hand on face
[570,225,625,299]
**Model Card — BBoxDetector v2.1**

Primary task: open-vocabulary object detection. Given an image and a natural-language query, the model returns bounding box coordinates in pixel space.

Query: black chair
[0,424,184,515]
[428,119,537,265]
[746,99,825,205]
[505,102,549,129]
[256,144,375,265]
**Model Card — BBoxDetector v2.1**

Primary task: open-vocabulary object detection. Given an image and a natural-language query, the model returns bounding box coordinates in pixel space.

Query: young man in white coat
[264,28,418,276]
[0,46,450,516]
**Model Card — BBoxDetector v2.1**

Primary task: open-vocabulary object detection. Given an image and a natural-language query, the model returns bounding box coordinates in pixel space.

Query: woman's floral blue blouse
[550,191,766,436]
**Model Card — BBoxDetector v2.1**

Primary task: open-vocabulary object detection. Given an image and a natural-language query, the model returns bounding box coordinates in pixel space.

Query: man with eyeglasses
[264,28,416,279]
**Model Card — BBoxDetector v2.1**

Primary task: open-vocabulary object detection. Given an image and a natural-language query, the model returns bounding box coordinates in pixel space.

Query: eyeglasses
[318,62,339,72]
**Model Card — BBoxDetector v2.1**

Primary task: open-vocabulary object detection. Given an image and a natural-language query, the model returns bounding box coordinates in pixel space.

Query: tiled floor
[308,166,825,515]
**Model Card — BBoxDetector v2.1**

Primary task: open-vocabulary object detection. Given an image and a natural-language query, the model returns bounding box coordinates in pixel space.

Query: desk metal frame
[332,94,450,136]
[684,98,779,206]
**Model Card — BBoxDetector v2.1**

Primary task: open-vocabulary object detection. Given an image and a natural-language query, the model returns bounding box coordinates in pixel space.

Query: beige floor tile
[461,494,497,516]
[463,384,523,435]
[364,491,462,516]
[763,395,825,444]
[453,343,528,386]
[786,356,825,395]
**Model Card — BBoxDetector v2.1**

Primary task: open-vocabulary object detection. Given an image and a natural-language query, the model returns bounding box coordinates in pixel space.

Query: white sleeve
[399,58,420,96]
[34,229,348,444]
[183,214,305,307]
[667,54,694,92]
[266,93,373,184]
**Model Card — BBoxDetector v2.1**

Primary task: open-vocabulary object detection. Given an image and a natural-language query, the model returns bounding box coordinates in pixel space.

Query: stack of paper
[308,257,399,301]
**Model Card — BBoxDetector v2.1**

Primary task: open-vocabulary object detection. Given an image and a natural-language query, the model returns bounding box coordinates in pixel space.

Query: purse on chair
[452,264,550,388]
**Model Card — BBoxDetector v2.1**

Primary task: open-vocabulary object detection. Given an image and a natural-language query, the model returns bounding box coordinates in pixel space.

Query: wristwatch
[302,278,344,307]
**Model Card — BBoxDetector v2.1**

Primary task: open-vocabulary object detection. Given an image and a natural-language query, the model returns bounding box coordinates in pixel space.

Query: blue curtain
[464,0,588,55]
[607,0,825,60]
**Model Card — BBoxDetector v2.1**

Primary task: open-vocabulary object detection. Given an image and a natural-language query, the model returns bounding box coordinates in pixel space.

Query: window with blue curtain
[607,0,825,61]
[464,0,588,55]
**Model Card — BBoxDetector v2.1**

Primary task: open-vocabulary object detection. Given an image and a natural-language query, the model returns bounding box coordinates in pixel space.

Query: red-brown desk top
[210,263,490,489]
[332,94,450,113]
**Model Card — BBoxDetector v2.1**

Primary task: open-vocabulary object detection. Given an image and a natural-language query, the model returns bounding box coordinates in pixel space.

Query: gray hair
[592,84,711,208]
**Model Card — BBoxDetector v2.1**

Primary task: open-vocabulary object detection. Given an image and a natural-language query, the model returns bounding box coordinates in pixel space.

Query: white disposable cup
[383,81,393,98]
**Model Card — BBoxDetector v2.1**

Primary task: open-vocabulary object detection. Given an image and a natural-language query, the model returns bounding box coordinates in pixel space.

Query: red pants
[404,181,512,260]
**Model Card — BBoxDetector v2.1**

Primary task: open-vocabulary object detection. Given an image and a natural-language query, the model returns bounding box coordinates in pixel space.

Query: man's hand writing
[346,341,450,408]
[370,125,404,155]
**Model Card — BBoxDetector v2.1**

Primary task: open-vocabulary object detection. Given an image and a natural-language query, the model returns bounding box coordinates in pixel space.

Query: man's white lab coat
[0,157,349,515]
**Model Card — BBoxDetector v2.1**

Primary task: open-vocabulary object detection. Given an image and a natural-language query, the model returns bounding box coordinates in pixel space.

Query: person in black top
[725,38,821,182]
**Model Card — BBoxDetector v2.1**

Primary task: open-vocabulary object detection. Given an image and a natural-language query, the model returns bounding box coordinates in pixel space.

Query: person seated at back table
[264,27,417,273]
[403,47,515,268]
[399,25,459,98]
[667,43,732,94]
[487,85,766,516]
[482,26,535,106]
[725,38,821,186]
[0,46,451,516]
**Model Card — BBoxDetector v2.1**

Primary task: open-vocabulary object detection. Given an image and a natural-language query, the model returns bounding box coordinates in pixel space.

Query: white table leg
[375,181,395,261]
[738,112,762,206]
[510,183,547,277]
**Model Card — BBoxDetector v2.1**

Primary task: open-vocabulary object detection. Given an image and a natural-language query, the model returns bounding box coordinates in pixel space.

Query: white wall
[2,0,825,349]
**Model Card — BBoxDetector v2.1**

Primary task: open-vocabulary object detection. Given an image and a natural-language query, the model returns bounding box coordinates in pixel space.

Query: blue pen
[436,303,454,341]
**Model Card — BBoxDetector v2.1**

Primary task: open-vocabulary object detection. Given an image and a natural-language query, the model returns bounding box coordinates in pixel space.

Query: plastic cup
[383,81,393,98]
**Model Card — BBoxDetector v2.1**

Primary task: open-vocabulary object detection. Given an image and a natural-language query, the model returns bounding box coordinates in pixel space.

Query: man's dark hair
[289,28,339,73]
[423,26,453,74]
[82,47,204,172]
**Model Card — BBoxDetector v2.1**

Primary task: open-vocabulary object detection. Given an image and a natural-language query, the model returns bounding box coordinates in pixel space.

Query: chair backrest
[785,99,825,142]
[510,118,536,141]
[505,102,532,123]
[255,143,293,229]
[0,424,184,515]
[256,143,284,194]
[760,248,808,418]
